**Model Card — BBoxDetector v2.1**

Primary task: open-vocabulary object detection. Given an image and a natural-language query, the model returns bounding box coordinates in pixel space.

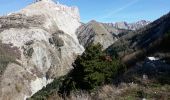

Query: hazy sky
[0,0,170,23]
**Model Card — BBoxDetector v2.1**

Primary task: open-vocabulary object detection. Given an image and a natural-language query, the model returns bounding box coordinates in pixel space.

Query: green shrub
[59,43,125,95]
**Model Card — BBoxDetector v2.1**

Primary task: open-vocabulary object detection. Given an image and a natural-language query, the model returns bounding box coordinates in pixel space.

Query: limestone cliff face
[0,0,84,100]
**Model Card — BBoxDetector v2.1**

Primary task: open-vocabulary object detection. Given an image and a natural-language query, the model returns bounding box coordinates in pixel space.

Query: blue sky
[0,0,170,23]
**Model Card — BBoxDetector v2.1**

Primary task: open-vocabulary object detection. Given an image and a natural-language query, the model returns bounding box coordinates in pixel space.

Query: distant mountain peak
[105,20,150,30]
[89,20,97,22]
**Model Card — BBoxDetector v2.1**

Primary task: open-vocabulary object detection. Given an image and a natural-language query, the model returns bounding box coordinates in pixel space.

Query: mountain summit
[0,1,84,100]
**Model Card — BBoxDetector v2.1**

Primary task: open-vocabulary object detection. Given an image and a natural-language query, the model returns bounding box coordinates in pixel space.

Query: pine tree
[59,43,125,95]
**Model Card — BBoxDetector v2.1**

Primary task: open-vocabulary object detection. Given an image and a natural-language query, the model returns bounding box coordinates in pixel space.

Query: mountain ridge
[103,20,150,30]
[107,12,170,65]
[76,19,149,49]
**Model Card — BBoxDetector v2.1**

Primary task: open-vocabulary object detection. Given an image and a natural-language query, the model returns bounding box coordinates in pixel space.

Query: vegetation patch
[28,77,65,100]
[59,43,125,95]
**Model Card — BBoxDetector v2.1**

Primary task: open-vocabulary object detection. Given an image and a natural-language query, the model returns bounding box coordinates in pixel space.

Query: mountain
[107,12,170,65]
[76,20,149,49]
[76,20,118,49]
[104,20,150,30]
[0,0,84,99]
[0,0,169,100]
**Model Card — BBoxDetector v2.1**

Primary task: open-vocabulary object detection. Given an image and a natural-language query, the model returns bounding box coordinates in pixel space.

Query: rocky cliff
[0,0,84,100]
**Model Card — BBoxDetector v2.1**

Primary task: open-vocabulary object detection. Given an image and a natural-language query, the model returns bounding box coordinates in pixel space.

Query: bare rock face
[0,0,84,100]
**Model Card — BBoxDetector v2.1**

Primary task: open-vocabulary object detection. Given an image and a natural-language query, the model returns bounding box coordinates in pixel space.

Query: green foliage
[59,43,125,95]
[29,77,65,100]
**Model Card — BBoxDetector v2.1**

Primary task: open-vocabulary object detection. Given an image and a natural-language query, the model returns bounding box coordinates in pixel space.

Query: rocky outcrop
[77,20,117,49]
[0,0,84,100]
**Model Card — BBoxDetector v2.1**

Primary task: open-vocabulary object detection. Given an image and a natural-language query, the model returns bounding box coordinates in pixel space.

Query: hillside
[76,20,118,49]
[107,12,170,65]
